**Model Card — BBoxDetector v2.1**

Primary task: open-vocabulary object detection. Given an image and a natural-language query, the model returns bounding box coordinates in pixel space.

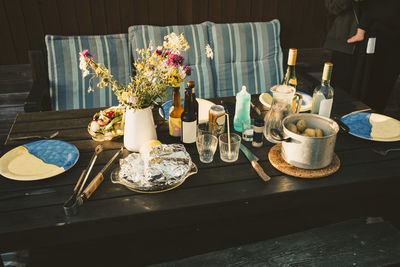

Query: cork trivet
[268,143,340,178]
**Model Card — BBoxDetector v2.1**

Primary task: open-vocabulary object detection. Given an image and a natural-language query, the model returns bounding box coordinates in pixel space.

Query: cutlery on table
[81,147,123,201]
[332,116,350,133]
[63,144,103,216]
[240,144,271,182]
[348,108,372,114]
[9,131,59,141]
[373,148,400,156]
[0,188,56,201]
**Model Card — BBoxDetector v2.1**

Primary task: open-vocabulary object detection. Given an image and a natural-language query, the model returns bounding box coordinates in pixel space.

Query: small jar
[252,119,264,147]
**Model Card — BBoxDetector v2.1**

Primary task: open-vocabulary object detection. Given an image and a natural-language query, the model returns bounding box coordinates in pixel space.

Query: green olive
[287,123,298,134]
[296,119,307,132]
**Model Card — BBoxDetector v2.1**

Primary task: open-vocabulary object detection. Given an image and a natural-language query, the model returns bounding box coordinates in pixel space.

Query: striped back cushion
[45,34,131,110]
[128,22,215,99]
[208,20,283,97]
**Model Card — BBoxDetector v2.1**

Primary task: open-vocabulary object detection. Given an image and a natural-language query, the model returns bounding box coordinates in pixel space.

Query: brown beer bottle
[169,86,184,137]
[181,83,197,144]
[187,81,198,122]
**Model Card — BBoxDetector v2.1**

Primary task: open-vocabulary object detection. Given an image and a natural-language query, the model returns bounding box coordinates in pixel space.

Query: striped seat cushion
[45,34,131,110]
[128,22,215,99]
[208,20,283,97]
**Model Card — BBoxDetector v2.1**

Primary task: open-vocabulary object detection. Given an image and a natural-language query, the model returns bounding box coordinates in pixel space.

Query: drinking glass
[219,133,241,162]
[242,119,254,142]
[196,123,218,163]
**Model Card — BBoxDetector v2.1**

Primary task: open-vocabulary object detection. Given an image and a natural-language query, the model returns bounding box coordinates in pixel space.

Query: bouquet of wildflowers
[79,33,192,110]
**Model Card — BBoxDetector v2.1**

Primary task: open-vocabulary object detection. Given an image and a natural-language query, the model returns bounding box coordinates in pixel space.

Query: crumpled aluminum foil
[119,144,191,190]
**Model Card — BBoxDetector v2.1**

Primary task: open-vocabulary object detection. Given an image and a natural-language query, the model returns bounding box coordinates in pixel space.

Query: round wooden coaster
[268,143,340,178]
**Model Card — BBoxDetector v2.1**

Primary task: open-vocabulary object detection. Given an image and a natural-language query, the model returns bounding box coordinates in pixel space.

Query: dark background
[0,0,332,65]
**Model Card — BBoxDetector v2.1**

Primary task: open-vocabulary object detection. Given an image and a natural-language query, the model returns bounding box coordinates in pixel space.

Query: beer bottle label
[182,121,197,143]
[169,117,181,137]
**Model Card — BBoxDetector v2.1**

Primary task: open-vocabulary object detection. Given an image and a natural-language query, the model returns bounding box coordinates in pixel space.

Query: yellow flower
[135,62,145,71]
[168,73,183,85]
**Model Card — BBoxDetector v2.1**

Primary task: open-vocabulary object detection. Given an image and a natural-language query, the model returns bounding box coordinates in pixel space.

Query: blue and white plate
[0,140,79,181]
[341,112,400,142]
[159,98,215,123]
[259,90,312,112]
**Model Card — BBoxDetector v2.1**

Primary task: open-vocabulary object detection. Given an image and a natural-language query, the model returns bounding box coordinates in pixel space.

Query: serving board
[268,143,340,178]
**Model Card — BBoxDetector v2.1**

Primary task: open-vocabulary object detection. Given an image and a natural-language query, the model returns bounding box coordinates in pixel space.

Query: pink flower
[183,65,192,76]
[80,49,93,59]
[155,49,162,56]
[167,54,184,67]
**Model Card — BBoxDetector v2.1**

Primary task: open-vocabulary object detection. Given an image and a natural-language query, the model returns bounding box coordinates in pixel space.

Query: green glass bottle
[311,62,334,118]
[282,48,297,89]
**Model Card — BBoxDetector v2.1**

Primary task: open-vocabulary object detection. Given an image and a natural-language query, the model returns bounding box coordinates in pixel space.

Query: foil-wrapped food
[115,144,197,192]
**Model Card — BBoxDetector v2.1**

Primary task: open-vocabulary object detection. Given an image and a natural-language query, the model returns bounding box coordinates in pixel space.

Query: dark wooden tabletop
[1,89,400,264]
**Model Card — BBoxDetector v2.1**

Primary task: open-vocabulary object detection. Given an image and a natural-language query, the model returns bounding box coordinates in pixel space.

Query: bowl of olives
[280,114,339,169]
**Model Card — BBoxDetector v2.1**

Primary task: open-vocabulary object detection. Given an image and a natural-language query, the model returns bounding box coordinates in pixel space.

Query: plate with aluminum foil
[111,144,198,193]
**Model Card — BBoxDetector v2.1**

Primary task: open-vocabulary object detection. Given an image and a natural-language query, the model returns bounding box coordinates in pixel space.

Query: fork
[373,148,400,156]
[9,131,59,141]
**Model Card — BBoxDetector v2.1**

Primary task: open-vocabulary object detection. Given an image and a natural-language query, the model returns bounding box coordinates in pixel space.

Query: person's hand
[348,28,366,43]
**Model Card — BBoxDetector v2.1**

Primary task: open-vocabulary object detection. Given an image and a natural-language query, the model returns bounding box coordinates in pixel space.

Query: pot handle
[270,128,292,142]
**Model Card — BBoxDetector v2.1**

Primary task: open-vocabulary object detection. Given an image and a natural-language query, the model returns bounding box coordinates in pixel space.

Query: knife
[0,188,56,201]
[240,144,271,182]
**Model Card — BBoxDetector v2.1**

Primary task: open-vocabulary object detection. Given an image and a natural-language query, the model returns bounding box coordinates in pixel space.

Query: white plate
[259,90,312,112]
[159,98,215,123]
[0,140,79,181]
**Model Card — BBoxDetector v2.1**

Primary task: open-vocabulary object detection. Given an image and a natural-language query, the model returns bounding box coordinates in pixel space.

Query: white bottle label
[182,121,197,143]
[366,38,376,54]
[318,98,333,118]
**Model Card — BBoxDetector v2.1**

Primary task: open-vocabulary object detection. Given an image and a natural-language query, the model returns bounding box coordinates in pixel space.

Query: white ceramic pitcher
[124,106,157,152]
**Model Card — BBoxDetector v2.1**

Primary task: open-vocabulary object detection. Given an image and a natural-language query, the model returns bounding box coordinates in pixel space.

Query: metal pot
[278,114,339,169]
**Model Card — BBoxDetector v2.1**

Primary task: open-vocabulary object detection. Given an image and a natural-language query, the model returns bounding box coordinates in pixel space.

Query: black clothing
[324,0,400,111]
[353,0,400,112]
[324,0,358,55]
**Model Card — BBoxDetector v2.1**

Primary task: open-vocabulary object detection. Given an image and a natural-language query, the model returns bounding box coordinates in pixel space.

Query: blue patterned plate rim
[340,112,400,142]
[340,112,372,140]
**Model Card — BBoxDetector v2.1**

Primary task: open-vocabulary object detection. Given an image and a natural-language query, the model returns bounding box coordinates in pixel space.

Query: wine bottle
[169,86,184,137]
[187,81,199,123]
[282,48,297,89]
[181,86,197,144]
[311,62,334,118]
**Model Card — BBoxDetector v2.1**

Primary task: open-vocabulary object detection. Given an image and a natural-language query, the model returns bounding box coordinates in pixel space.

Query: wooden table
[1,89,400,265]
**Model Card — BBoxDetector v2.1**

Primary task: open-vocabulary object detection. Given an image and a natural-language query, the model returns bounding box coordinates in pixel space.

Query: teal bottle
[233,85,251,132]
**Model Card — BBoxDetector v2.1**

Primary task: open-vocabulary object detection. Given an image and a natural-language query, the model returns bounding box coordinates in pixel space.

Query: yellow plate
[0,140,79,181]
